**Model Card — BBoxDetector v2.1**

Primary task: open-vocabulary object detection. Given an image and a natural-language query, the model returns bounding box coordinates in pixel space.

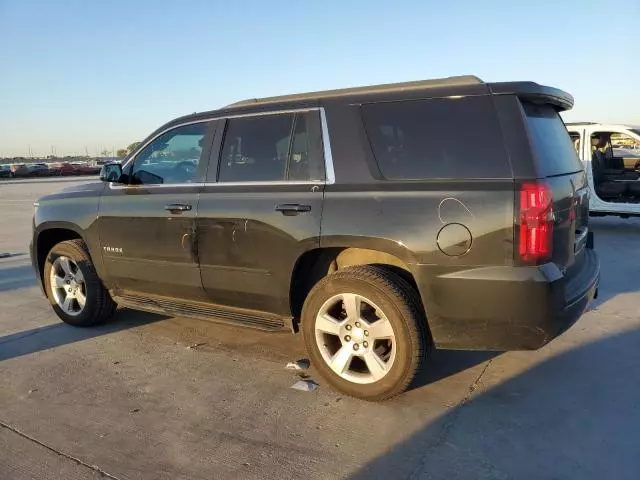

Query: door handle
[275,204,312,216]
[165,203,192,213]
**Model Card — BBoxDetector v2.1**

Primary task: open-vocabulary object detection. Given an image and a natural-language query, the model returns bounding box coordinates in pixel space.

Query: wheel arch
[33,222,91,289]
[289,239,421,330]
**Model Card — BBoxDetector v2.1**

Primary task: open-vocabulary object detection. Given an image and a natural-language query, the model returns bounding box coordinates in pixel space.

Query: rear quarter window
[361,96,511,180]
[523,103,583,177]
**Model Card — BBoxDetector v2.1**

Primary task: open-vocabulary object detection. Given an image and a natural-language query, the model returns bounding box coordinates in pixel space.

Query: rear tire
[43,239,116,327]
[301,265,431,401]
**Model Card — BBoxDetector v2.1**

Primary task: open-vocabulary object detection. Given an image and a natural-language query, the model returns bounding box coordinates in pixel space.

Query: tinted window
[288,113,322,181]
[362,96,510,180]
[219,114,294,182]
[523,103,583,176]
[131,123,207,185]
[217,112,323,183]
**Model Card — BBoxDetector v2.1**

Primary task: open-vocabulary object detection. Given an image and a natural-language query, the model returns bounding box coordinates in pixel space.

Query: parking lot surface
[1,178,640,479]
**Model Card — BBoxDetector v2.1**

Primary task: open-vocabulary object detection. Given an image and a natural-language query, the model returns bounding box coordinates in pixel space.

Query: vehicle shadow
[0,309,167,363]
[0,264,38,292]
[351,218,640,478]
[352,326,640,480]
[589,218,640,307]
[411,349,499,390]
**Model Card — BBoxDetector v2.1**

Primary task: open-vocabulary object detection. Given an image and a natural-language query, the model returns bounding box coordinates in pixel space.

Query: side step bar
[113,292,290,332]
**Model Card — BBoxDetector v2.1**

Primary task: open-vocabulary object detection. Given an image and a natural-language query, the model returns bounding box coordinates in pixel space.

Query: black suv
[31,76,599,400]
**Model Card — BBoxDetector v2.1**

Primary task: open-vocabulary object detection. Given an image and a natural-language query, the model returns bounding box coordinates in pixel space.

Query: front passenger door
[98,121,217,301]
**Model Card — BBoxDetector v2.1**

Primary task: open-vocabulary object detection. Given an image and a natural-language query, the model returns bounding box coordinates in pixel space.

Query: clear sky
[0,0,638,157]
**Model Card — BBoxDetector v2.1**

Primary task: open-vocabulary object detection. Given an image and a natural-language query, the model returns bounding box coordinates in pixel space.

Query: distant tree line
[117,141,141,158]
[0,155,91,165]
[1,141,142,164]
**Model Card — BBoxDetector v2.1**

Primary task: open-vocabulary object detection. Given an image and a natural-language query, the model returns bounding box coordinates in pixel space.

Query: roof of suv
[224,75,485,108]
[164,75,574,128]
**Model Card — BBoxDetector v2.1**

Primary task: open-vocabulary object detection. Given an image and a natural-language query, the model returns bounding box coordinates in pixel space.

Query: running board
[114,292,289,332]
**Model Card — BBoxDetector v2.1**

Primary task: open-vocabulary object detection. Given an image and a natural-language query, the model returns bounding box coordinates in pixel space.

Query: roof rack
[224,75,484,109]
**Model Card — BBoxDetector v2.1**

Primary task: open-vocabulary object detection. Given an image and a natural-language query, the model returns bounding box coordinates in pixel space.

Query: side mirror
[100,163,123,183]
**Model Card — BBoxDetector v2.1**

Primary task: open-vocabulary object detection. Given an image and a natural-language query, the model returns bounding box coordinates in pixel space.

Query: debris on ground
[28,388,38,394]
[290,379,319,392]
[186,343,207,350]
[285,359,310,370]
[0,253,10,259]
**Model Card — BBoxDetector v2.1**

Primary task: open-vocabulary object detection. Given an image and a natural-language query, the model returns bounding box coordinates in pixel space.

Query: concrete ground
[1,178,639,479]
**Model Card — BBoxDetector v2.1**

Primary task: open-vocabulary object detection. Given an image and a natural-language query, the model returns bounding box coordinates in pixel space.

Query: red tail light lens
[518,181,553,264]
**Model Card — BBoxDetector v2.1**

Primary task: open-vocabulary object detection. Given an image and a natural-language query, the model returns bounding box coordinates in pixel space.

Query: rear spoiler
[488,82,574,111]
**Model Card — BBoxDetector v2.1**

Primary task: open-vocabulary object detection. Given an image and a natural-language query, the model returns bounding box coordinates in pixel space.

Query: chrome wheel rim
[49,256,86,317]
[314,293,396,384]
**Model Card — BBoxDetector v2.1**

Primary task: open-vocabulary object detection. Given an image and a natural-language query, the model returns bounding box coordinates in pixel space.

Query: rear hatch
[521,102,590,277]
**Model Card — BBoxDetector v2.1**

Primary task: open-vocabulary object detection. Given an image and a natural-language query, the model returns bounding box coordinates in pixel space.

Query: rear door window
[523,103,583,176]
[217,112,324,183]
[361,96,510,180]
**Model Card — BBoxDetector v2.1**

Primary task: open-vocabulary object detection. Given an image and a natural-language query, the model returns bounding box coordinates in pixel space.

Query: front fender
[33,183,107,289]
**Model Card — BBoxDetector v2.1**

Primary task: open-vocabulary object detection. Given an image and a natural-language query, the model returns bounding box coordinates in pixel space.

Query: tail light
[518,181,553,265]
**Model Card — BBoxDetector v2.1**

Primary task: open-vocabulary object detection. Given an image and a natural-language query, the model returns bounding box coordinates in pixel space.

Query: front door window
[131,123,208,185]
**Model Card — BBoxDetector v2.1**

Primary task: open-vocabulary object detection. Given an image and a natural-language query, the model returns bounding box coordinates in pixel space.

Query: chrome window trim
[203,180,326,187]
[109,182,204,190]
[121,118,212,171]
[319,108,336,184]
[113,107,336,190]
[109,180,325,190]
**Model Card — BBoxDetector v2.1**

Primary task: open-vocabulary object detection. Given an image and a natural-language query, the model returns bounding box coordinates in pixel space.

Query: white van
[566,123,640,218]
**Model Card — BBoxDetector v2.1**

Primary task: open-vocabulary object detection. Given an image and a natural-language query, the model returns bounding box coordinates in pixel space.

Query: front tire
[43,239,116,327]
[301,266,431,401]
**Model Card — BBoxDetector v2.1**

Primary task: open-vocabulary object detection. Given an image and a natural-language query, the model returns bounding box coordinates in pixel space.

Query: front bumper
[29,238,46,296]
[413,248,600,351]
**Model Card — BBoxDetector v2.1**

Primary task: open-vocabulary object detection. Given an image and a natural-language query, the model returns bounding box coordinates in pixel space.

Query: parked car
[57,162,80,176]
[27,163,52,177]
[10,164,29,177]
[76,163,101,175]
[0,165,12,178]
[47,164,62,176]
[566,123,640,218]
[31,76,599,400]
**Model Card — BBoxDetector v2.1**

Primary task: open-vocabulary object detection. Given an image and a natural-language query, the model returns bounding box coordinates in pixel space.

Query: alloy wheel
[314,293,396,384]
[49,256,87,317]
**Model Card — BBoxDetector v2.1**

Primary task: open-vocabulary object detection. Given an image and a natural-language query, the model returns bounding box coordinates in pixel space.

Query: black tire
[301,265,431,401]
[43,239,116,327]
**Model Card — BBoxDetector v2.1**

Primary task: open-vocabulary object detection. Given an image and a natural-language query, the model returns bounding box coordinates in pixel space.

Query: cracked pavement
[1,178,640,479]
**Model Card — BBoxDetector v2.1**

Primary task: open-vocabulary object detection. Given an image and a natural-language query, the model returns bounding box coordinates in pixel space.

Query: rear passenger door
[197,110,327,316]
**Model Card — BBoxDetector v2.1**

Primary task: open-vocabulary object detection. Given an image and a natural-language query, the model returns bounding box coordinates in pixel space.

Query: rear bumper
[413,248,600,350]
